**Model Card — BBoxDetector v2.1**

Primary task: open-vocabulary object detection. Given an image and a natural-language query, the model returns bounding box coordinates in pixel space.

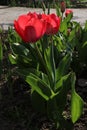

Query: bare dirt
[0,69,87,130]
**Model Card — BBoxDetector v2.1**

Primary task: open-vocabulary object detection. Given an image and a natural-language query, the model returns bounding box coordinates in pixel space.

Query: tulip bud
[65,9,73,17]
[60,1,66,13]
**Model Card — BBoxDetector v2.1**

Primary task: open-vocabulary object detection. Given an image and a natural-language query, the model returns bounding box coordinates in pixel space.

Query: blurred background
[0,0,87,8]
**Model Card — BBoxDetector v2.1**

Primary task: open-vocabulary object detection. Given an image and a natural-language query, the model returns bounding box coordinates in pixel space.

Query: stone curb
[0,6,87,30]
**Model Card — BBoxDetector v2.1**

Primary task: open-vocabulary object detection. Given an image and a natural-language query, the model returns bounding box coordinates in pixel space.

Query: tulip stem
[34,43,46,71]
[62,12,63,20]
[34,43,52,83]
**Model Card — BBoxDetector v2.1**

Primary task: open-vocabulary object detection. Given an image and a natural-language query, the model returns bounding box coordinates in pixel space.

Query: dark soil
[0,68,87,130]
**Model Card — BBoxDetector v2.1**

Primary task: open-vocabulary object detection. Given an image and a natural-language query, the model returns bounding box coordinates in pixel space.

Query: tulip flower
[14,12,46,43]
[65,9,73,17]
[41,13,61,35]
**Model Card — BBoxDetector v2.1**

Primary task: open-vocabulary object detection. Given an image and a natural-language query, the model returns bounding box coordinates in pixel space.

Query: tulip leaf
[54,36,65,52]
[56,54,71,81]
[67,28,78,49]
[55,4,61,16]
[10,43,38,67]
[55,73,71,113]
[59,20,67,36]
[9,54,17,64]
[79,41,87,64]
[11,42,29,56]
[55,73,71,91]
[68,29,75,43]
[9,53,33,68]
[82,27,87,43]
[17,68,52,100]
[65,13,73,23]
[26,76,51,100]
[71,73,84,123]
[84,21,87,31]
[31,91,46,113]
[44,43,56,88]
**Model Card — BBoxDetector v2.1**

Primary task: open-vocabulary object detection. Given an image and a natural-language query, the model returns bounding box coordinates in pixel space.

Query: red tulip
[60,1,66,13]
[14,12,46,43]
[41,13,61,35]
[65,9,73,17]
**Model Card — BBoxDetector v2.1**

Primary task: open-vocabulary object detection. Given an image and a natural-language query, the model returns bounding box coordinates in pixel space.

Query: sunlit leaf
[44,43,56,88]
[11,42,29,56]
[55,73,71,91]
[17,68,52,100]
[71,73,84,123]
[55,73,71,113]
[65,13,73,23]
[56,54,71,81]
[59,20,67,36]
[9,54,17,64]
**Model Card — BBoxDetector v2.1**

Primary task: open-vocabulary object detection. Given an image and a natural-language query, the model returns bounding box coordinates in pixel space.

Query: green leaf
[44,43,56,88]
[9,54,17,64]
[56,54,71,81]
[82,24,87,43]
[54,36,65,52]
[67,28,78,50]
[55,73,72,113]
[8,28,21,44]
[10,43,38,67]
[55,4,61,16]
[55,73,71,91]
[31,91,46,113]
[79,41,87,64]
[11,42,29,56]
[59,20,68,36]
[9,53,33,68]
[68,29,75,42]
[25,76,51,101]
[71,73,84,123]
[65,13,73,23]
[47,97,59,120]
[84,20,87,31]
[17,68,52,100]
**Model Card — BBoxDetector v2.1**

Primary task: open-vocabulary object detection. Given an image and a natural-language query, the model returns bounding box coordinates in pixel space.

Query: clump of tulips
[9,7,84,130]
[14,12,60,43]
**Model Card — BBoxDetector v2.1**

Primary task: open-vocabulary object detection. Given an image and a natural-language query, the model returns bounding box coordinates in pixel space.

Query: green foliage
[77,21,87,65]
[59,13,87,75]
[71,73,84,123]
[9,28,84,130]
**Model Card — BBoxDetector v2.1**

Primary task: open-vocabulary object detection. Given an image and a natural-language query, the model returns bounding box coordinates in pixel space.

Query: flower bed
[0,2,87,130]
